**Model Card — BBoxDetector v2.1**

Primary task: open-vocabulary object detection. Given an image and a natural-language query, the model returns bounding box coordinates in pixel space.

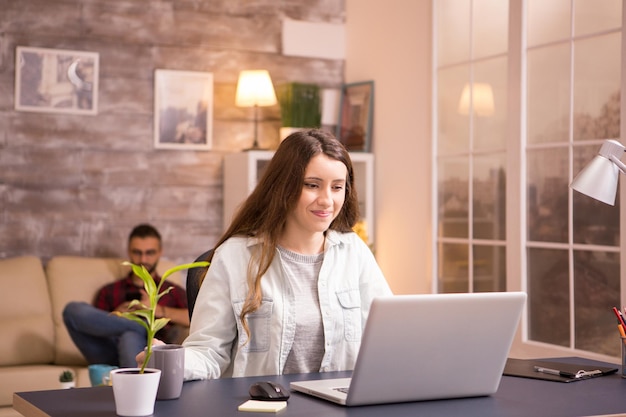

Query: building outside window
[434,0,623,358]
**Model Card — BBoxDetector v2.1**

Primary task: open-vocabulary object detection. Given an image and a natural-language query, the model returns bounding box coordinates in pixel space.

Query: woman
[186,129,391,380]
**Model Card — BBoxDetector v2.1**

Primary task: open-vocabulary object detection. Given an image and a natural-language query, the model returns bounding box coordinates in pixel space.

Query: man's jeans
[63,302,146,367]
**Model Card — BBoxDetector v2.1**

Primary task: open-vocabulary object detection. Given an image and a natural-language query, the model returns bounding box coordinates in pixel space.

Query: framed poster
[15,46,99,115]
[336,81,374,152]
[154,69,214,150]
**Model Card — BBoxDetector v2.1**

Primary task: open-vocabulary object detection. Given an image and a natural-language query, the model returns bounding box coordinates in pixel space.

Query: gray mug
[147,344,185,400]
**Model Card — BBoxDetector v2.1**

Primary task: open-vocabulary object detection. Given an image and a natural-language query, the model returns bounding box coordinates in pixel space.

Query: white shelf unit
[223,151,375,245]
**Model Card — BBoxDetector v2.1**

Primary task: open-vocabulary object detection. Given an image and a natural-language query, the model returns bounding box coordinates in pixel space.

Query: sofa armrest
[0,256,54,367]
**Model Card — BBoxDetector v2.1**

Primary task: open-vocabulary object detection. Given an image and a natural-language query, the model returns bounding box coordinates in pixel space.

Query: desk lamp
[235,70,277,150]
[570,139,626,205]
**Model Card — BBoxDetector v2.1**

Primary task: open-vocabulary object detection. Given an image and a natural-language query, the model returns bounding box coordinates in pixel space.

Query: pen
[533,366,577,378]
[612,307,626,334]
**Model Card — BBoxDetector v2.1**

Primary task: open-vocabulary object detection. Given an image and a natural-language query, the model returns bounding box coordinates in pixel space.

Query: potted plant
[59,370,75,389]
[277,82,321,141]
[110,260,208,416]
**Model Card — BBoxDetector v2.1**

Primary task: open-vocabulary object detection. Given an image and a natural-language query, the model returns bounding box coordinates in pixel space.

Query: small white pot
[59,381,75,389]
[110,368,161,416]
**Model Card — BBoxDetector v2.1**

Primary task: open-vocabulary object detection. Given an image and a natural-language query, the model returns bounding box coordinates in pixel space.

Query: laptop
[290,291,526,406]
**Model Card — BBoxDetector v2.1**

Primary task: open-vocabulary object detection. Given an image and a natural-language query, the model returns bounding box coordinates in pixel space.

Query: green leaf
[153,317,171,333]
[162,261,209,281]
[127,299,146,310]
[128,309,152,322]
[155,286,173,303]
[116,313,150,332]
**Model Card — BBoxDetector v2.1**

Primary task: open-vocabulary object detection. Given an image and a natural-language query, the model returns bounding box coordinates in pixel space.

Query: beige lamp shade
[235,70,277,107]
[458,83,494,117]
[570,139,626,206]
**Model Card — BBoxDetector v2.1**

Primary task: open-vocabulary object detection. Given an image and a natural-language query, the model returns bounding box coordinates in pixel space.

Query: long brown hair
[210,129,359,339]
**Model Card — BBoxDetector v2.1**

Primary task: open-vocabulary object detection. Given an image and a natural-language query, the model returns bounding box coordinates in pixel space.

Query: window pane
[472,0,508,59]
[474,57,508,149]
[527,44,570,144]
[574,0,621,36]
[573,250,620,356]
[573,33,621,142]
[573,145,620,246]
[438,243,469,293]
[474,245,506,292]
[473,153,506,240]
[528,248,570,347]
[527,0,571,47]
[438,66,470,154]
[527,148,569,243]
[436,0,470,66]
[438,158,469,238]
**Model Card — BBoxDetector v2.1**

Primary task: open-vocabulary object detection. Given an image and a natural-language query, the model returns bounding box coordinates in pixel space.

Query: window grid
[435,0,508,294]
[435,0,623,359]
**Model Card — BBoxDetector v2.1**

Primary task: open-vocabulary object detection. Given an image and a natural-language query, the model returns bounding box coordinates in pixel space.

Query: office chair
[186,249,213,320]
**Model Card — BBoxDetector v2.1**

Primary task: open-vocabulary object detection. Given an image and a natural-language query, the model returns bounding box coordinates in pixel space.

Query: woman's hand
[135,338,165,366]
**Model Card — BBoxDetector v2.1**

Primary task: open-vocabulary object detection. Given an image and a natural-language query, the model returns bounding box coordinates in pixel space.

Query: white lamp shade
[571,155,620,205]
[235,70,277,107]
[458,83,494,117]
[570,139,626,206]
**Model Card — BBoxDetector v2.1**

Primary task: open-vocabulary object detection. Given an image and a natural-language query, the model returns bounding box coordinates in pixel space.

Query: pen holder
[621,337,626,378]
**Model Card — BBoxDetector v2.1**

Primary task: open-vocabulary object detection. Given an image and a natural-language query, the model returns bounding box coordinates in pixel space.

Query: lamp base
[243,138,265,151]
[243,110,266,151]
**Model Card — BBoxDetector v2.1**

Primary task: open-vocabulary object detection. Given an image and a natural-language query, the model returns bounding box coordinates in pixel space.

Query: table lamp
[458,82,494,117]
[570,139,626,205]
[235,69,277,150]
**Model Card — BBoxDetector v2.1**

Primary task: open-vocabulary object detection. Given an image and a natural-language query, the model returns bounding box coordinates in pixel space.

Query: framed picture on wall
[15,46,99,115]
[336,81,374,152]
[154,69,214,150]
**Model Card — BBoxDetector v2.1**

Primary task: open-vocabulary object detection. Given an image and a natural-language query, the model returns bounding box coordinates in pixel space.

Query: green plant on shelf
[277,82,321,128]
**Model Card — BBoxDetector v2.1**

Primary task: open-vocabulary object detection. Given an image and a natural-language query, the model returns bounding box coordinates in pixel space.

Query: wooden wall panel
[0,0,345,265]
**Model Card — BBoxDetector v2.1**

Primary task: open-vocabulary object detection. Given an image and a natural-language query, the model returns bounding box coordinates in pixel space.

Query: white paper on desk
[238,400,287,413]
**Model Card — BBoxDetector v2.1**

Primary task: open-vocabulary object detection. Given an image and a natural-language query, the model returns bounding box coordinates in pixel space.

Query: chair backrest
[186,249,214,320]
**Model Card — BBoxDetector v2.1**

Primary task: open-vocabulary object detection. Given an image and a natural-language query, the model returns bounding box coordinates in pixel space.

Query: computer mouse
[249,381,290,401]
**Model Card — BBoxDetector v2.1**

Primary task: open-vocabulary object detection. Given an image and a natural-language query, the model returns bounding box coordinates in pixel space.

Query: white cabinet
[223,151,375,245]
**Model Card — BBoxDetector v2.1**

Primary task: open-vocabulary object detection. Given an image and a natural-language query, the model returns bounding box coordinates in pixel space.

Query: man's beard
[144,262,158,275]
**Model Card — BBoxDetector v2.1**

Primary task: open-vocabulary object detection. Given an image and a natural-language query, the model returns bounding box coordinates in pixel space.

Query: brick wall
[0,0,345,265]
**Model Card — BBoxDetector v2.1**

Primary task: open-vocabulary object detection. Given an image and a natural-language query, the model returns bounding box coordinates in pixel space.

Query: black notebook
[504,358,618,383]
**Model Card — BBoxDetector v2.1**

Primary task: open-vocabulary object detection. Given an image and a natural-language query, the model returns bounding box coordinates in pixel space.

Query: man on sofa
[62,224,189,367]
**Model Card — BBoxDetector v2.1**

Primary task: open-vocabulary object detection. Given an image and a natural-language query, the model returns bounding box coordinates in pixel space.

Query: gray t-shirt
[278,246,325,374]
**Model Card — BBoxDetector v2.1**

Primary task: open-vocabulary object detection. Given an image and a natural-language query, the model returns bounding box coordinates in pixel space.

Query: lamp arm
[609,154,626,174]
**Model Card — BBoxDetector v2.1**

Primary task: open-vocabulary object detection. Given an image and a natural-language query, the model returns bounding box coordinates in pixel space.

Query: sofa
[0,255,184,417]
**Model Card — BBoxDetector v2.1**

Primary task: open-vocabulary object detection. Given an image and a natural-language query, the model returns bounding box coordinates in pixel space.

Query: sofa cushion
[47,257,128,365]
[0,256,54,367]
[46,256,181,365]
[0,407,23,417]
[0,364,86,408]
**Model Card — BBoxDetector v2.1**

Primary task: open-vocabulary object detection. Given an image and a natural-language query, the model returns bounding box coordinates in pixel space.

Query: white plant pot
[110,368,161,417]
[59,381,75,389]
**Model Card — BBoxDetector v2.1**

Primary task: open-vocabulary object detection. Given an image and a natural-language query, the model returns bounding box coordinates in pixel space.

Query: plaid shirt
[94,272,188,343]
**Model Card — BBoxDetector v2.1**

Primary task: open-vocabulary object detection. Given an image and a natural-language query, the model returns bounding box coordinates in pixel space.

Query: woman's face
[286,153,347,236]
